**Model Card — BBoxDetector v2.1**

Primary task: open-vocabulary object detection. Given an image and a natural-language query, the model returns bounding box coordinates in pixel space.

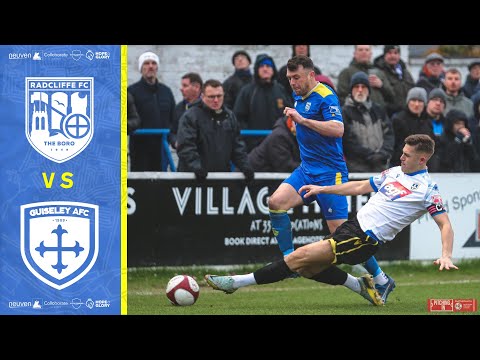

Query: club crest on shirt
[431,194,444,206]
[329,105,340,117]
[305,102,311,111]
[379,181,412,200]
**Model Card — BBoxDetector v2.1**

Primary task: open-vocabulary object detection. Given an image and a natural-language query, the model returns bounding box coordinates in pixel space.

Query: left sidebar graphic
[0,45,124,315]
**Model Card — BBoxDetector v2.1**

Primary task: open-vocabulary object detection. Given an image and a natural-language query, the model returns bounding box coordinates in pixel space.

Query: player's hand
[298,185,325,198]
[284,107,303,125]
[433,257,459,271]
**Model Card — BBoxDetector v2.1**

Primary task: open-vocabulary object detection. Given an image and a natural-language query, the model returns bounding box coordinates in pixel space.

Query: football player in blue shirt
[270,55,395,303]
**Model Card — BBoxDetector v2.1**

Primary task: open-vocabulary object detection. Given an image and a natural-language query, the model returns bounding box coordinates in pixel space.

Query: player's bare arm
[283,107,344,138]
[298,179,373,197]
[432,212,458,271]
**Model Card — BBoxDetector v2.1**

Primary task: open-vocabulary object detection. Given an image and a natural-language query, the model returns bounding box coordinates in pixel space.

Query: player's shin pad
[269,210,293,256]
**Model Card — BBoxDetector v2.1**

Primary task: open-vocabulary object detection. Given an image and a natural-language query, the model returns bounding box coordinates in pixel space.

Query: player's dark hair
[404,134,435,155]
[287,55,314,72]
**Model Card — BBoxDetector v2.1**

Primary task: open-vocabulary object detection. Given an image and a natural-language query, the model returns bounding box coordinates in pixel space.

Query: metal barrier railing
[131,128,272,171]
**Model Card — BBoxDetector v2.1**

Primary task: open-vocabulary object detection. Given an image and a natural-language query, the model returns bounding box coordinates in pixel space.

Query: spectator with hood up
[438,109,479,172]
[234,53,292,152]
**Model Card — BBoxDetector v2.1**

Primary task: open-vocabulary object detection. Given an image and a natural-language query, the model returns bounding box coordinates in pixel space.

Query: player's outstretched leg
[205,259,296,294]
[269,210,294,256]
[363,256,396,303]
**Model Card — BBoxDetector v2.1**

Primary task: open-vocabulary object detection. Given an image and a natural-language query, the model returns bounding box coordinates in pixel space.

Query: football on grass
[166,275,200,306]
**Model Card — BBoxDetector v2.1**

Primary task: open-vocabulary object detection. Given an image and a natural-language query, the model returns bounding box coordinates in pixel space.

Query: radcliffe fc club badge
[25,77,94,163]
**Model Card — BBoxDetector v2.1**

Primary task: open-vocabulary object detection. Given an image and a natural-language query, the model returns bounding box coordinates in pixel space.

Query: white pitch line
[129,278,480,296]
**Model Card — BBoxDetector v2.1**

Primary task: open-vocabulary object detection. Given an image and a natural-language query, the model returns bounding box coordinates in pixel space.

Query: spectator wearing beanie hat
[462,59,480,99]
[406,86,427,104]
[429,88,447,105]
[223,50,253,110]
[427,88,447,133]
[128,50,176,171]
[390,87,434,167]
[350,71,371,93]
[373,45,415,118]
[341,71,394,172]
[277,45,321,103]
[232,50,251,65]
[426,88,447,140]
[416,52,445,95]
[137,51,159,72]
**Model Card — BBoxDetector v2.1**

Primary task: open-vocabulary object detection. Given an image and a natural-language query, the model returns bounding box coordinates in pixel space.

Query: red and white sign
[428,299,477,312]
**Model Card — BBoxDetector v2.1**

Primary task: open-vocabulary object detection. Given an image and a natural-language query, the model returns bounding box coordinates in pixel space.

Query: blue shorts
[284,166,348,221]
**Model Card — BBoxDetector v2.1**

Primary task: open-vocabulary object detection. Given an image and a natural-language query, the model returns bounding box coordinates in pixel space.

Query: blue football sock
[269,210,293,256]
[363,256,382,277]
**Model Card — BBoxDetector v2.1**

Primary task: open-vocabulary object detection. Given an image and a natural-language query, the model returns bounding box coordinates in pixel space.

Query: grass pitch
[127,259,480,315]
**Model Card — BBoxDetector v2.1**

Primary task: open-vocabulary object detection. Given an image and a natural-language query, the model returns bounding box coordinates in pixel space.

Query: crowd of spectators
[127,45,480,176]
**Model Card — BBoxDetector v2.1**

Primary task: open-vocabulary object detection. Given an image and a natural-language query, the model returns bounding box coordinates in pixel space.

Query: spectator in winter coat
[128,51,176,171]
[373,45,415,118]
[342,72,394,172]
[462,59,480,99]
[415,52,445,95]
[391,87,437,169]
[170,72,203,148]
[234,53,292,152]
[337,45,394,110]
[176,79,254,183]
[223,50,253,110]
[443,68,474,119]
[438,109,479,172]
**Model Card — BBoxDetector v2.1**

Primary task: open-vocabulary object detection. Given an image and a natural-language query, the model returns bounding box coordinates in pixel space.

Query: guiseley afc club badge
[20,201,99,290]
